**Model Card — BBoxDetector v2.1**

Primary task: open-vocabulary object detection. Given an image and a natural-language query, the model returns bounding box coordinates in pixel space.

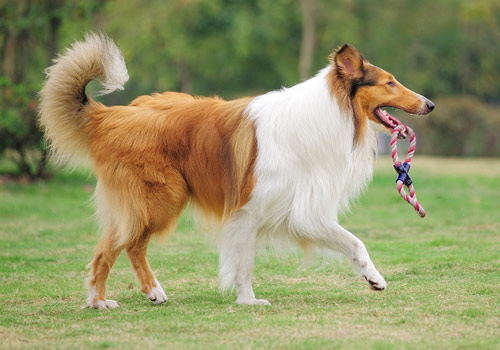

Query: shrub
[396,96,500,157]
[0,76,48,179]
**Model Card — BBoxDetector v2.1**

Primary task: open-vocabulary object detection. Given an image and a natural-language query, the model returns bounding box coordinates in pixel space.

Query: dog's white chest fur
[246,67,378,238]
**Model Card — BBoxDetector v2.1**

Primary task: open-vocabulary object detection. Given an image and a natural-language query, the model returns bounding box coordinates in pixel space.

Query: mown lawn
[1,157,499,349]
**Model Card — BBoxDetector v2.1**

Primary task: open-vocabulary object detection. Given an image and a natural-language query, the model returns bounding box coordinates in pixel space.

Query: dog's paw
[87,299,119,309]
[236,298,271,306]
[363,269,387,291]
[147,280,168,305]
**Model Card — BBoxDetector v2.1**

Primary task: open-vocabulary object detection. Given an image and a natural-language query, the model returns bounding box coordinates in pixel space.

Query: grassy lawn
[1,156,499,349]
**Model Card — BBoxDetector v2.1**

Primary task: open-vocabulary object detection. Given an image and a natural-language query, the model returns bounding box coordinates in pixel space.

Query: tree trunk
[47,15,61,65]
[178,63,192,93]
[2,32,16,79]
[35,148,50,179]
[299,0,316,81]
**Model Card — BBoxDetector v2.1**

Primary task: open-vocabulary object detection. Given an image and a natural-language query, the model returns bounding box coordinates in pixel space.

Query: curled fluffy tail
[38,32,129,166]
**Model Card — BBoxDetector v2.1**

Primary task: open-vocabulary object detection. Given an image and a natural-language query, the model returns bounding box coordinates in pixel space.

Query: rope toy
[390,124,426,218]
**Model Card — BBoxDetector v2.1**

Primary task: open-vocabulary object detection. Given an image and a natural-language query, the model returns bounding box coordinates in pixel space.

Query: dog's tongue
[375,108,408,138]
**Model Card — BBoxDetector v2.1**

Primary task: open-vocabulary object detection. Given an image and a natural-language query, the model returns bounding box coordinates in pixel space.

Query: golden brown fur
[83,94,257,303]
[88,93,256,229]
[38,34,257,306]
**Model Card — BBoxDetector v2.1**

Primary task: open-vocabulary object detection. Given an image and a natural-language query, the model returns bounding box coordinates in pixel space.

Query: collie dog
[39,33,434,308]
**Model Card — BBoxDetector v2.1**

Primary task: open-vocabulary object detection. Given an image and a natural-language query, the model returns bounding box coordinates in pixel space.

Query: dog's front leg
[315,223,387,291]
[218,210,270,306]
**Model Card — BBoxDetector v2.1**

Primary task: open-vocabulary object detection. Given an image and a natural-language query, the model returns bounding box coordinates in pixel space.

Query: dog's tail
[39,32,129,166]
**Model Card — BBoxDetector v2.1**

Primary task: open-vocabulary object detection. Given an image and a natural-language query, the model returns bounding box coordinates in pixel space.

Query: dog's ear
[330,44,365,81]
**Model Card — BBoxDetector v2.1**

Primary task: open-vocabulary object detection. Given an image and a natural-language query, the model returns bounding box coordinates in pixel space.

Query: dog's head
[329,44,434,140]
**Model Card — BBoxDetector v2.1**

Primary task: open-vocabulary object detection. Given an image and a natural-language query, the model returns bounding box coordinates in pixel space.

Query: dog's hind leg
[313,223,387,291]
[86,228,125,309]
[125,169,188,305]
[126,231,168,305]
[218,210,270,306]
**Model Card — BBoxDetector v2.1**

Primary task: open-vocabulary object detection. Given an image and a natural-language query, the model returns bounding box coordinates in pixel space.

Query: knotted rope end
[390,125,426,219]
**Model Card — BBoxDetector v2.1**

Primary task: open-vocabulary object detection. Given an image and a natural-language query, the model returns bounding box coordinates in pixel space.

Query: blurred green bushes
[1,0,500,178]
[407,96,500,157]
[0,76,47,179]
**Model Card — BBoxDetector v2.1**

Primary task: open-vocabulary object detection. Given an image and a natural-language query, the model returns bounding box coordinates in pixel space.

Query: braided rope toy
[390,124,426,218]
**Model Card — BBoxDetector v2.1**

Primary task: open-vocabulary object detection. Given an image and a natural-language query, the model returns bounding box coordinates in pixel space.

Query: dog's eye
[387,81,395,87]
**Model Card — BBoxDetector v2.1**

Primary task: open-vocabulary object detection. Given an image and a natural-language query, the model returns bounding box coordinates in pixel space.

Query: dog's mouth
[374,107,407,138]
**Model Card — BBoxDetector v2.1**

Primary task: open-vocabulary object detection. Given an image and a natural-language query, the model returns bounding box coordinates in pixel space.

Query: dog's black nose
[426,100,435,111]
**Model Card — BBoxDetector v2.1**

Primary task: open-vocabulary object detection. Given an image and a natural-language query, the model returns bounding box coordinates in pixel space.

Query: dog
[39,33,434,308]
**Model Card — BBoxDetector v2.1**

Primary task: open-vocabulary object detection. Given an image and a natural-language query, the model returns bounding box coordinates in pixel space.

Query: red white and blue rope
[390,125,426,218]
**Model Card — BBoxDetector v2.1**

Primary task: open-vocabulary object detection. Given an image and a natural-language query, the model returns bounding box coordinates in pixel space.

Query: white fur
[86,284,119,309]
[147,279,168,304]
[96,33,129,95]
[218,209,271,305]
[218,67,386,304]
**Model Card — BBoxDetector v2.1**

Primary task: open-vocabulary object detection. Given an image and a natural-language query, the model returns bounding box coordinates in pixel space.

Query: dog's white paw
[236,298,271,306]
[363,268,387,291]
[147,280,168,304]
[86,285,119,309]
[88,299,119,309]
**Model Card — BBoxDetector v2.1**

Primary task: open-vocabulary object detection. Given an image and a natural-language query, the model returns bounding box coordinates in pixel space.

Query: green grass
[1,157,499,349]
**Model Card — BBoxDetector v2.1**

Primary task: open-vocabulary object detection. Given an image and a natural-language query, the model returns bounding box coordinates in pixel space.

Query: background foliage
[1,0,500,178]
